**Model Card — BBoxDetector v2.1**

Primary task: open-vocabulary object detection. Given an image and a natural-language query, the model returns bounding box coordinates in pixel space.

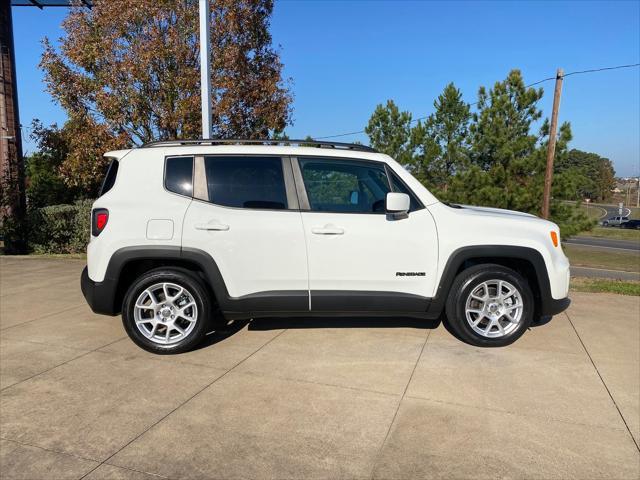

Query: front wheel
[445,264,534,347]
[122,268,212,354]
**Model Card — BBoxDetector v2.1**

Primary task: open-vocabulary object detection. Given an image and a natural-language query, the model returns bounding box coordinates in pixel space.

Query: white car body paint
[87,145,569,304]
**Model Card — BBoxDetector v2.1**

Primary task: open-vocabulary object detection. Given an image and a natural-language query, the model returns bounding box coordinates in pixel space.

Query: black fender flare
[98,245,307,315]
[100,245,231,311]
[426,245,564,318]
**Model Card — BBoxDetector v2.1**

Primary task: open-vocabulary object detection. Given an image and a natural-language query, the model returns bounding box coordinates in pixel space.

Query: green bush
[29,200,93,254]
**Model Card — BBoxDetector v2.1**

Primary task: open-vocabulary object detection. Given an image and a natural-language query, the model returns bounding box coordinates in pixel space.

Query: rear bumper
[81,266,118,316]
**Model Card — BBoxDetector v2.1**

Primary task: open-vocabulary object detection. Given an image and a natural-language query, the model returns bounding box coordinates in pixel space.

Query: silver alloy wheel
[464,279,523,338]
[133,282,198,345]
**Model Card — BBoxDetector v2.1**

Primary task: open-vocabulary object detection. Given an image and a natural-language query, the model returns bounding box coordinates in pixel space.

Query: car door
[293,156,438,313]
[182,155,309,310]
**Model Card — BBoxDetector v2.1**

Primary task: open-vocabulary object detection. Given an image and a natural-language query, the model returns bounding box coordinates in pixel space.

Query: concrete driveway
[1,257,638,479]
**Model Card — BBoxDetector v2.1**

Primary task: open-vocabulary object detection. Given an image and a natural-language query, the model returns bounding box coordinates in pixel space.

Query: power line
[563,63,640,78]
[314,62,640,140]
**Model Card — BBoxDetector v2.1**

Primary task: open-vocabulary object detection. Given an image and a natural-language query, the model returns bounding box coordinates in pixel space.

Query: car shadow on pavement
[198,319,251,348]
[192,316,440,352]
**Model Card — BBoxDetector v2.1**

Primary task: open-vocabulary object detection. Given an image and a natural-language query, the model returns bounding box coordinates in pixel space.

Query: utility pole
[0,0,27,253]
[541,68,564,219]
[199,0,212,140]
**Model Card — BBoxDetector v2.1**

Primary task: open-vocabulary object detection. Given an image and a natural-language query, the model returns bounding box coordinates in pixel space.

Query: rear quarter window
[99,159,119,197]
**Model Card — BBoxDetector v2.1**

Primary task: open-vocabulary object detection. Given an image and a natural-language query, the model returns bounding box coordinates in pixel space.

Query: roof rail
[140,138,378,153]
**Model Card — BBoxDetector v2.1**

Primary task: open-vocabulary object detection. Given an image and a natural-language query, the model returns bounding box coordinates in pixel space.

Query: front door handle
[311,225,344,235]
[195,222,229,231]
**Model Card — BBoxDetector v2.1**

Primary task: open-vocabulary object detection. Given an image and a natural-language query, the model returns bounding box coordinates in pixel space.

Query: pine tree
[364,100,413,166]
[412,83,470,192]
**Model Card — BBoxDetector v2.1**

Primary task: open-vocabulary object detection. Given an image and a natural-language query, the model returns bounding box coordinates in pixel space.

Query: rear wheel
[122,268,212,354]
[445,264,534,347]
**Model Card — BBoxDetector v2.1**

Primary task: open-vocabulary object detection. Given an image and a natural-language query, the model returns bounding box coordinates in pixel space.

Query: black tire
[444,264,534,347]
[122,267,213,354]
[602,221,609,227]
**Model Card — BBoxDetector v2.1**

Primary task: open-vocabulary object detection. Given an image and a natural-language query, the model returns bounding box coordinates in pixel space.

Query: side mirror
[386,192,410,216]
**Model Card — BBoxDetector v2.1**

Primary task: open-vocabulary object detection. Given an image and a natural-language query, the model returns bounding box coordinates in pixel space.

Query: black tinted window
[299,158,390,213]
[204,156,287,209]
[99,159,119,197]
[389,171,423,211]
[165,157,194,196]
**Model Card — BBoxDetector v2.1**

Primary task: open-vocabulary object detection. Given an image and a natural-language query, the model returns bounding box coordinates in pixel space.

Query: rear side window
[204,156,287,209]
[99,159,119,197]
[165,156,194,196]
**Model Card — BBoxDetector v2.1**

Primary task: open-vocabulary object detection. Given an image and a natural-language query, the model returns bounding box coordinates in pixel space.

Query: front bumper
[81,266,119,316]
[541,296,571,316]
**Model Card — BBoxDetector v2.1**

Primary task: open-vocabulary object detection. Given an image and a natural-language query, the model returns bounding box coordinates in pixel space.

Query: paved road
[564,236,640,252]
[595,204,632,222]
[571,266,640,281]
[1,257,639,480]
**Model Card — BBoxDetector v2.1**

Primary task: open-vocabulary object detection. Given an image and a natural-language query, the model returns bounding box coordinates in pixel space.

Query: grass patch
[570,277,640,296]
[576,226,640,241]
[563,244,640,273]
[29,253,87,259]
[0,253,86,260]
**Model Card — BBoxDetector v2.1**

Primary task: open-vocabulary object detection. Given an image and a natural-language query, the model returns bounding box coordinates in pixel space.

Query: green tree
[362,69,600,236]
[595,157,616,201]
[442,70,591,236]
[364,100,414,165]
[412,83,470,192]
[469,70,543,170]
[25,120,80,209]
[555,149,615,201]
[447,70,544,210]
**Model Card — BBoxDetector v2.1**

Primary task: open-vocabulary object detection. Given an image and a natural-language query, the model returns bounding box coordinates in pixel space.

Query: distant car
[602,216,629,227]
[621,219,640,230]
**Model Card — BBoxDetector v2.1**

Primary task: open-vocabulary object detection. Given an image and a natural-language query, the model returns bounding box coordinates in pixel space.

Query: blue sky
[12,0,640,176]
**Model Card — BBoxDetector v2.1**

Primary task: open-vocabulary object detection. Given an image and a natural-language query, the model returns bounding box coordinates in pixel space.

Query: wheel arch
[426,245,551,319]
[103,246,229,315]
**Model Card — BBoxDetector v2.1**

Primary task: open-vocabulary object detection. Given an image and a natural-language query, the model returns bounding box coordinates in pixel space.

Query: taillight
[92,209,109,236]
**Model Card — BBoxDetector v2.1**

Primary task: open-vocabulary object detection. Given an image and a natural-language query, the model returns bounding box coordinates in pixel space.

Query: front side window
[165,156,194,196]
[204,156,287,209]
[299,158,390,213]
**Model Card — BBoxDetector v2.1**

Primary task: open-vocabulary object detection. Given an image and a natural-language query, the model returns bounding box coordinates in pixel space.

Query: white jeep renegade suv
[81,139,570,353]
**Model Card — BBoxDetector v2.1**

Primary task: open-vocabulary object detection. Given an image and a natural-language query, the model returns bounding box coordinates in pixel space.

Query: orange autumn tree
[40,0,292,194]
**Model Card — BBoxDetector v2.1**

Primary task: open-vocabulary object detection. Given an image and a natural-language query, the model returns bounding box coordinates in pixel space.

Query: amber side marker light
[550,231,559,247]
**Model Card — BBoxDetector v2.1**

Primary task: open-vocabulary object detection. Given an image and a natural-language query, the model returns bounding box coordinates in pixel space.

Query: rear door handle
[311,225,344,235]
[195,223,229,231]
